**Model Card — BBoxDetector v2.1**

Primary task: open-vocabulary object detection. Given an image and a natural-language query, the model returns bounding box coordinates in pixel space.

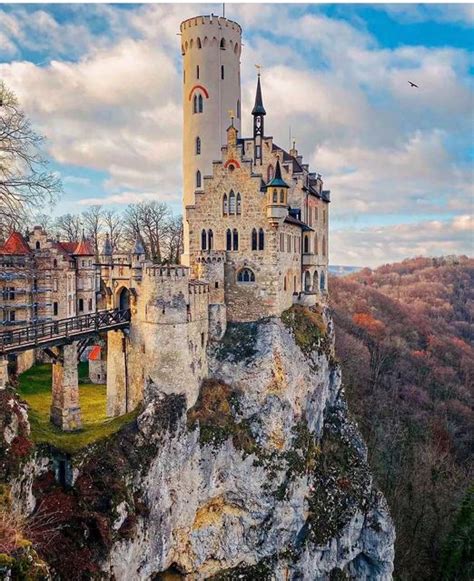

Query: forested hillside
[330,256,473,580]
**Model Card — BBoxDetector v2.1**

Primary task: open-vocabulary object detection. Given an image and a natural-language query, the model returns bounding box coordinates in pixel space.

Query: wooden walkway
[0,309,130,355]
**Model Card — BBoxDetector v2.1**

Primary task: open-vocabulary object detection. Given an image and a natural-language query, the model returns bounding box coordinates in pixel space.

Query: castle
[0,14,330,428]
[102,15,330,416]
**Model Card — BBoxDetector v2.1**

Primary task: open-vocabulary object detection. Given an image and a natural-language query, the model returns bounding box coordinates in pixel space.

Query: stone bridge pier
[50,342,82,432]
[0,357,8,389]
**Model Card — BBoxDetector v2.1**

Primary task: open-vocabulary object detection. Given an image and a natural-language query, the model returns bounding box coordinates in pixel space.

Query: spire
[252,74,266,116]
[102,233,112,256]
[133,237,145,256]
[265,159,289,189]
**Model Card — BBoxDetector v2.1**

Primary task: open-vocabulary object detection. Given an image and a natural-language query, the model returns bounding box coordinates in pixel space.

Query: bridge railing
[0,308,131,353]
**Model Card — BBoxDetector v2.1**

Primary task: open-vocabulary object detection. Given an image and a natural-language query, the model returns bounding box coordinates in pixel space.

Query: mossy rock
[281,305,328,356]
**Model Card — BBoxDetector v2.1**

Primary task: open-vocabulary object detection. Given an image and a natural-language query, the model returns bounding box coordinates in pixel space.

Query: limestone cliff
[2,306,395,580]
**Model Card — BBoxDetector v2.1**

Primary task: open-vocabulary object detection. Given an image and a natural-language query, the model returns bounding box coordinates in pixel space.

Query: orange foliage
[352,312,386,336]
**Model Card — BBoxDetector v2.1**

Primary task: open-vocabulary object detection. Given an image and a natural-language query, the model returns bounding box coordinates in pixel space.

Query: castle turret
[131,237,145,281]
[265,159,289,226]
[181,15,242,265]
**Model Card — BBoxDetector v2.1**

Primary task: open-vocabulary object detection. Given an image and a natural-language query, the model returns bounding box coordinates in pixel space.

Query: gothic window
[223,193,228,215]
[236,192,241,215]
[196,65,200,79]
[194,94,203,114]
[251,228,257,251]
[201,229,207,250]
[267,165,274,182]
[258,228,264,250]
[304,271,311,292]
[304,235,309,254]
[280,189,285,204]
[196,136,201,155]
[221,65,224,80]
[287,235,291,253]
[196,170,202,189]
[35,241,40,249]
[198,94,203,112]
[320,271,326,291]
[313,270,319,292]
[53,302,58,316]
[220,38,226,50]
[226,228,232,251]
[237,268,255,283]
[193,95,198,113]
[233,229,239,251]
[237,99,241,119]
[229,190,236,214]
[78,298,84,312]
[272,189,277,203]
[208,229,214,250]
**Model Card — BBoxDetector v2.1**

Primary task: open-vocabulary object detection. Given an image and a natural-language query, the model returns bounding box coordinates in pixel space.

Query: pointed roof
[251,74,266,116]
[266,159,289,189]
[0,231,32,255]
[88,346,101,361]
[102,233,113,256]
[73,234,94,256]
[133,237,145,255]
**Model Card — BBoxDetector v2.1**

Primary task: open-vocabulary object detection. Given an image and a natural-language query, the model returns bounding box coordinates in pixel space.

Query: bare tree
[123,201,170,261]
[54,213,82,242]
[164,215,183,264]
[103,209,124,252]
[82,205,103,258]
[0,81,60,239]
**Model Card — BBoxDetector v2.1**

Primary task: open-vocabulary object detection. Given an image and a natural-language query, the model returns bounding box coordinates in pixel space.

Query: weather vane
[255,64,262,76]
[228,109,235,126]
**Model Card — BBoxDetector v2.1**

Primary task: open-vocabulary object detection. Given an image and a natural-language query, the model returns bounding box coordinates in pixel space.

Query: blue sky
[0,3,472,266]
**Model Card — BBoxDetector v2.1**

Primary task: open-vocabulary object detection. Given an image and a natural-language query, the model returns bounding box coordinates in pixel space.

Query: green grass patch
[18,363,137,455]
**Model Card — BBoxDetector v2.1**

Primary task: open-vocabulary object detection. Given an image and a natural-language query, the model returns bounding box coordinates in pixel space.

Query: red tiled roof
[88,346,101,361]
[0,232,32,255]
[74,238,94,256]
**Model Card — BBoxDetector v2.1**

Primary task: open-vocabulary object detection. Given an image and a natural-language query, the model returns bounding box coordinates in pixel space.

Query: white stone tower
[180,15,242,264]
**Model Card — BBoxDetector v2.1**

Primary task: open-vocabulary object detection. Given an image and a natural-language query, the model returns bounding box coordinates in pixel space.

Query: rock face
[5,306,395,579]
[103,307,395,579]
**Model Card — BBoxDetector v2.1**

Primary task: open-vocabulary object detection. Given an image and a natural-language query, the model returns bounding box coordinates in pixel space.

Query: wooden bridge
[0,308,131,355]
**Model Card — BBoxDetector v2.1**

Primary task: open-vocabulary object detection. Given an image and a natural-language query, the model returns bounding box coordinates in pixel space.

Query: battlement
[144,265,189,279]
[180,15,242,33]
[180,15,241,56]
[195,250,226,264]
[189,280,209,294]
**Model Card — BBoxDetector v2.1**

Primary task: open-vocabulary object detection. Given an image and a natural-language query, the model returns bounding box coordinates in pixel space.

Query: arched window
[197,37,202,49]
[78,298,84,312]
[313,270,319,292]
[251,228,257,251]
[237,268,255,283]
[280,189,285,203]
[322,236,327,257]
[304,235,309,254]
[223,193,228,215]
[196,65,200,79]
[233,228,239,251]
[226,229,232,251]
[314,233,318,254]
[284,276,287,291]
[196,136,201,155]
[229,190,236,214]
[220,38,226,50]
[272,189,277,203]
[237,99,241,119]
[193,94,198,114]
[304,271,311,292]
[320,271,326,291]
[208,229,214,250]
[35,241,40,249]
[221,65,224,80]
[201,229,207,250]
[236,192,241,215]
[196,170,202,189]
[267,165,274,182]
[88,298,93,311]
[258,228,264,250]
[198,94,203,113]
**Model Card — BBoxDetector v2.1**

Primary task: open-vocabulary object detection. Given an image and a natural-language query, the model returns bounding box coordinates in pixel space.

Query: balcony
[302,253,318,267]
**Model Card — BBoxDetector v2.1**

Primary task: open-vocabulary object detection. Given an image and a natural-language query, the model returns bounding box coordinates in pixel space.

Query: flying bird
[408,81,419,88]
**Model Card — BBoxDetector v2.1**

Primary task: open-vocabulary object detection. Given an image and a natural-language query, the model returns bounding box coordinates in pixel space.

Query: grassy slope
[18,363,137,454]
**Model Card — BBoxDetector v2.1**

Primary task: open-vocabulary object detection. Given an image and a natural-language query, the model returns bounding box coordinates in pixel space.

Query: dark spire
[252,74,266,116]
[266,159,289,189]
